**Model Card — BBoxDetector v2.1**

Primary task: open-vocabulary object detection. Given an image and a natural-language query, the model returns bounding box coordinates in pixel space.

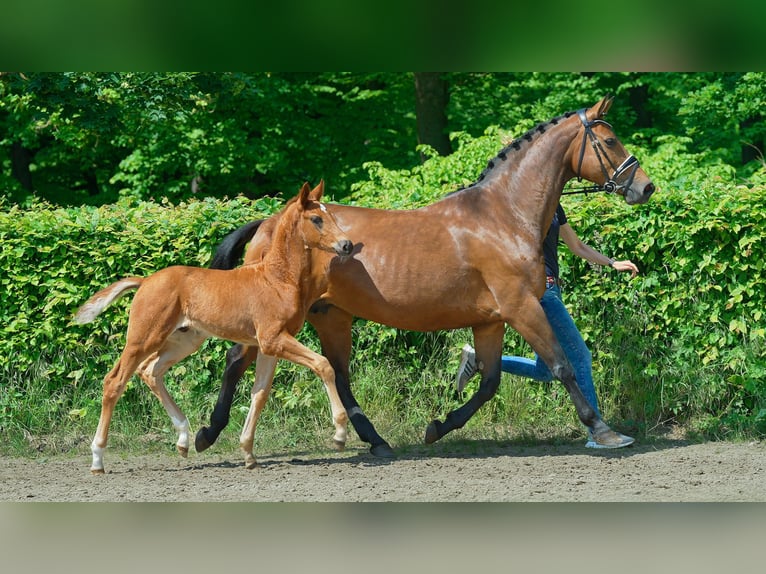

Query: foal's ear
[594,94,614,118]
[309,179,325,202]
[298,181,312,209]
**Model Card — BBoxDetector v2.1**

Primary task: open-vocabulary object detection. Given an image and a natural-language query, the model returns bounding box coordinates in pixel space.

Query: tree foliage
[2,72,766,448]
[2,73,764,206]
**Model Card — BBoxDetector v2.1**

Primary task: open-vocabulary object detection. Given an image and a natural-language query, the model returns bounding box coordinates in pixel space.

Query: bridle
[563,108,640,196]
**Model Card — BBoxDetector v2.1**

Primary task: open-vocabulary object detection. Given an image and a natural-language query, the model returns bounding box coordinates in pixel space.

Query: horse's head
[572,95,655,205]
[295,180,354,258]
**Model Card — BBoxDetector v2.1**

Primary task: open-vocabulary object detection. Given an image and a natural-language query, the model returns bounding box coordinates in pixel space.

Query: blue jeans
[500,283,601,418]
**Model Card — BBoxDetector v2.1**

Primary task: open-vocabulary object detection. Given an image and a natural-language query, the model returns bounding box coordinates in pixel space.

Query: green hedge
[0,194,281,438]
[560,181,766,436]
[3,130,766,446]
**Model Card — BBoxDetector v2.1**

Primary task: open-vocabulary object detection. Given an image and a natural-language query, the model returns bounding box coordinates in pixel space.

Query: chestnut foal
[74,181,353,473]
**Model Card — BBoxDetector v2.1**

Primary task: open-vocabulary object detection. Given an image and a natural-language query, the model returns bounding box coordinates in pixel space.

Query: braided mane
[449,110,577,195]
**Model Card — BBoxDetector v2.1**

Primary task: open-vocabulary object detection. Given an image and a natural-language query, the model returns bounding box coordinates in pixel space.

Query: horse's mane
[447,110,577,196]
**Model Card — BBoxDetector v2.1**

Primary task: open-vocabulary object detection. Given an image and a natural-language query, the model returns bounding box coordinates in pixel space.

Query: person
[455,203,637,449]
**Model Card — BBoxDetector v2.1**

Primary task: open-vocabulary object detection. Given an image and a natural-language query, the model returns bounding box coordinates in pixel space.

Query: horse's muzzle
[636,182,656,203]
[626,181,656,205]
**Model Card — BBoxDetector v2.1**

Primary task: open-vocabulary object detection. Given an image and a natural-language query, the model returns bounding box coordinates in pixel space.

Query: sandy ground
[2,437,765,502]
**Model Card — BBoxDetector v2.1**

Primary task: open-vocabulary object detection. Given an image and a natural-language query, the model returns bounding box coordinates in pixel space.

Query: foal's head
[292,181,354,258]
[572,95,656,205]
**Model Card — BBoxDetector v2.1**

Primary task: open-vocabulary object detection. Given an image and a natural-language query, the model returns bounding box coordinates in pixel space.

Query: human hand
[612,259,639,278]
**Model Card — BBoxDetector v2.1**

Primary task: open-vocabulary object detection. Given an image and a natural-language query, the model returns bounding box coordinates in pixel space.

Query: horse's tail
[208,220,265,270]
[74,277,143,324]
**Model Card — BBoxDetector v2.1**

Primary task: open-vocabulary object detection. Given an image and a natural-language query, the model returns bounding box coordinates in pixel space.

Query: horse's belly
[333,292,501,331]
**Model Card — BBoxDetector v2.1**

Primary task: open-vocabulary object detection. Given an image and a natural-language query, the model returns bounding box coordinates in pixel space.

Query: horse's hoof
[332,439,346,452]
[370,443,396,458]
[177,445,189,458]
[424,421,440,444]
[589,428,635,449]
[90,468,105,475]
[244,460,259,470]
[194,428,212,452]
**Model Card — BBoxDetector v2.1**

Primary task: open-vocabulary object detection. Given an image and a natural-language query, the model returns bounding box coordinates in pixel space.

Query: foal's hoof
[90,468,105,475]
[332,439,346,452]
[370,443,396,458]
[177,445,189,458]
[424,420,441,444]
[194,428,213,452]
[244,459,259,470]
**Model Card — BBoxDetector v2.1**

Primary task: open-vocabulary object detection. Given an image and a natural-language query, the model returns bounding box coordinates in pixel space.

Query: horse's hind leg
[195,343,258,452]
[239,349,278,469]
[425,322,504,444]
[310,307,395,458]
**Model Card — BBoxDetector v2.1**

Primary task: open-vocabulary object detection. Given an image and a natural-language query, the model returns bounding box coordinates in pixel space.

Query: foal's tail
[73,277,143,324]
[208,220,265,270]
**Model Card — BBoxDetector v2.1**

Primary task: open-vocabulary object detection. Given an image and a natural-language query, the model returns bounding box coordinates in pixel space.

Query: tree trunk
[11,141,34,191]
[414,72,451,159]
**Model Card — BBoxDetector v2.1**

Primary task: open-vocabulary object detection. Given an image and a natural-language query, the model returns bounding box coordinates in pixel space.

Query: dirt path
[2,438,765,502]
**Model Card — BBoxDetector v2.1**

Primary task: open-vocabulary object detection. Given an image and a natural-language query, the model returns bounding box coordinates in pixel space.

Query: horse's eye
[604,137,616,147]
[310,215,323,228]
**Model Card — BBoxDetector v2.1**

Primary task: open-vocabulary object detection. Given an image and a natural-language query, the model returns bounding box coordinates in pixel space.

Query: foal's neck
[260,207,326,297]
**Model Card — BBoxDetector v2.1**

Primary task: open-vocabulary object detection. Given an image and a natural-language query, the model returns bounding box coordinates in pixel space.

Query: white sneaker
[585,429,635,449]
[455,344,478,392]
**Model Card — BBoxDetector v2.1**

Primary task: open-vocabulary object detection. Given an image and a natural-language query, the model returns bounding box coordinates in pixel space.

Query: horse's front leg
[195,343,259,452]
[425,322,504,443]
[310,306,395,458]
[503,296,620,443]
[238,350,278,469]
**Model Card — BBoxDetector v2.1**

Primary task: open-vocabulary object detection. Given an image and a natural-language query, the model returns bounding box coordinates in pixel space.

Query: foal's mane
[268,195,304,249]
[448,110,577,196]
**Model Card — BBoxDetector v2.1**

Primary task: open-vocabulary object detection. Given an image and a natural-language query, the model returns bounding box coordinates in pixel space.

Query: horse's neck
[483,117,579,239]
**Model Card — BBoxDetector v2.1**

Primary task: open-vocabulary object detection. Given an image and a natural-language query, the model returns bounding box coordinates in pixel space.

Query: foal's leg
[90,294,180,473]
[195,343,258,452]
[238,350,278,468]
[425,322,505,444]
[135,332,206,458]
[91,346,150,474]
[310,306,395,458]
[259,332,348,454]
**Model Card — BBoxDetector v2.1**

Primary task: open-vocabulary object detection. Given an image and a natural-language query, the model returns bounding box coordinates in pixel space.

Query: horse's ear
[309,179,325,202]
[595,94,614,118]
[298,182,312,209]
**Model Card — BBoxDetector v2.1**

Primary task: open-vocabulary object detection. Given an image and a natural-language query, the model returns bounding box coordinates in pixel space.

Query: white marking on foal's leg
[173,415,191,457]
[91,441,105,474]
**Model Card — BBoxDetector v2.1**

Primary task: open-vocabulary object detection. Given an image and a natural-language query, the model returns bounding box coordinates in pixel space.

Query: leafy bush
[3,113,766,456]
[0,194,277,440]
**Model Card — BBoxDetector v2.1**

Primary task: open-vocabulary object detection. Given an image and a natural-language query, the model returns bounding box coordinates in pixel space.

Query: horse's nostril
[645,183,656,195]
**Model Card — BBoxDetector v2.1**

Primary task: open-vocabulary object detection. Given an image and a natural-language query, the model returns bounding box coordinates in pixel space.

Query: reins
[564,108,640,196]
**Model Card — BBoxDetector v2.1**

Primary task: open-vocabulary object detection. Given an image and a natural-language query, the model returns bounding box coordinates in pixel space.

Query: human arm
[559,222,639,278]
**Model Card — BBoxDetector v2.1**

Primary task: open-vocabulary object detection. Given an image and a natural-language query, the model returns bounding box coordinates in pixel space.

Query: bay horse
[197,95,656,462]
[74,181,354,473]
